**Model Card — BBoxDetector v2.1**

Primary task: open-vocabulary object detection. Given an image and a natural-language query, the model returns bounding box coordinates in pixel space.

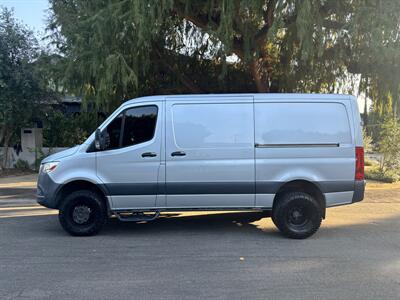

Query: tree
[43,111,104,147]
[48,1,400,113]
[378,116,400,179]
[0,8,54,168]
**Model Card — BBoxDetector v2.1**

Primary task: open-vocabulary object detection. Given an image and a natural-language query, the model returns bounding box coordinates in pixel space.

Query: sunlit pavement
[0,175,399,299]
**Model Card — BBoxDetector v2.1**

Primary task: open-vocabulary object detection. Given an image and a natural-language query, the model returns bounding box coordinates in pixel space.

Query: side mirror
[95,128,105,150]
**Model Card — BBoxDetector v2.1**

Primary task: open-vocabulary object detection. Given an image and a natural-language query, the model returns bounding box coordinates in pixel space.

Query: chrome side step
[115,211,160,222]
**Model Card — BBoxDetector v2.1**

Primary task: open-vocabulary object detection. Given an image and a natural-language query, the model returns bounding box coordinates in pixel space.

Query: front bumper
[352,180,366,203]
[36,172,61,209]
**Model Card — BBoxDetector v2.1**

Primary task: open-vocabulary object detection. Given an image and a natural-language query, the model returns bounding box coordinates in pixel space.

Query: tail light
[355,147,364,180]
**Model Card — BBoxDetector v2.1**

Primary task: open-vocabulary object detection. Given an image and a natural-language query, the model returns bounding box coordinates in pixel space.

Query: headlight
[41,161,59,173]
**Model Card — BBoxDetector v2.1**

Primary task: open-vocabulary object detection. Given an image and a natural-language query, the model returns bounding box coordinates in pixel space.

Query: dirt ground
[364,181,400,203]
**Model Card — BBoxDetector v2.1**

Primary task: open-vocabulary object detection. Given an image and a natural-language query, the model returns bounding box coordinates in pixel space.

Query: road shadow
[0,209,277,238]
[1,208,400,242]
[101,211,271,236]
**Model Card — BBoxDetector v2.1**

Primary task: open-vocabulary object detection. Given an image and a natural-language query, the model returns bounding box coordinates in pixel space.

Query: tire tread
[58,189,107,236]
[272,191,322,239]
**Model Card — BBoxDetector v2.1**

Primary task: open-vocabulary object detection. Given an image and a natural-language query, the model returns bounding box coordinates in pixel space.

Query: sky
[0,0,49,33]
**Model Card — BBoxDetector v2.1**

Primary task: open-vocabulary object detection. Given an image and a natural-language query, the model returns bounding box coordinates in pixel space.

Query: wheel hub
[72,205,91,224]
[289,207,307,226]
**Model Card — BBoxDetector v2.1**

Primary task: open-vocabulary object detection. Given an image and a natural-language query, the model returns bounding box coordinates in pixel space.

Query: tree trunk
[2,130,10,169]
[395,96,399,118]
[363,96,368,126]
[250,59,269,93]
[363,78,369,134]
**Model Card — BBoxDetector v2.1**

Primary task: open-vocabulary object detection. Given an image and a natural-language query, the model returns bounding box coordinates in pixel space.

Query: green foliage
[43,110,104,147]
[349,2,400,116]
[48,0,261,111]
[15,159,30,170]
[0,8,55,167]
[364,158,377,167]
[365,166,400,183]
[364,109,384,144]
[362,129,373,154]
[47,0,400,112]
[377,116,400,180]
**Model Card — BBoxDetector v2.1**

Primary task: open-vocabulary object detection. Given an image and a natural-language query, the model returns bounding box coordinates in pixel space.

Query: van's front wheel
[272,192,322,239]
[58,190,107,236]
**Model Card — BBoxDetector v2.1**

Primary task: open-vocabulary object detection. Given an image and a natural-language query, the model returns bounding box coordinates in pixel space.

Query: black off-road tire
[58,190,107,236]
[272,192,322,239]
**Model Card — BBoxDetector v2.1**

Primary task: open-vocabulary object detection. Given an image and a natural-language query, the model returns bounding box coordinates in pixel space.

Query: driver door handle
[171,151,186,157]
[141,152,157,158]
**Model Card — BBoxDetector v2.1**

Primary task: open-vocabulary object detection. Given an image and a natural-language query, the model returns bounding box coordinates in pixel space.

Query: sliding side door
[165,97,255,208]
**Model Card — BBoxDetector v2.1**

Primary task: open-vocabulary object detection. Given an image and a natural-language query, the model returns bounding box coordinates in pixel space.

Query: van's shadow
[102,211,273,236]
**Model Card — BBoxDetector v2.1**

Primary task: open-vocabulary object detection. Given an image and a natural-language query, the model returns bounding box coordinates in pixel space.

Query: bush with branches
[376,116,400,182]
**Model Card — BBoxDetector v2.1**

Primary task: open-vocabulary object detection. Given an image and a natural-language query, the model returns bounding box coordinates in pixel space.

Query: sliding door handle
[171,151,186,157]
[141,152,157,158]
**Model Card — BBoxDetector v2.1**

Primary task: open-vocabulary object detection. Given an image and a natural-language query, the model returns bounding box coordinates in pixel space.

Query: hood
[42,145,80,163]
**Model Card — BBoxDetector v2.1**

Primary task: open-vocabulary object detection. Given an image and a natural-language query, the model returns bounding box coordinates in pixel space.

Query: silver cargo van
[37,94,365,239]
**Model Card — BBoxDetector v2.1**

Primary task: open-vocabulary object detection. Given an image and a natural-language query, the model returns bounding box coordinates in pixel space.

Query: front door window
[102,105,158,151]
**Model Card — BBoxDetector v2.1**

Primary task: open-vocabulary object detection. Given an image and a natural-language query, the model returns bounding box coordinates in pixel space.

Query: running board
[115,211,160,222]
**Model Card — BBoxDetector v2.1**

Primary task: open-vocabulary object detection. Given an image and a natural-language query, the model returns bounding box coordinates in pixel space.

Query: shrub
[364,158,378,167]
[15,159,31,170]
[362,129,374,153]
[378,116,400,175]
[365,167,400,183]
[365,116,400,183]
[43,111,104,147]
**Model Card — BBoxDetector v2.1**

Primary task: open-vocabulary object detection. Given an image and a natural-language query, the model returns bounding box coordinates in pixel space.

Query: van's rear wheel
[272,192,322,239]
[58,190,107,236]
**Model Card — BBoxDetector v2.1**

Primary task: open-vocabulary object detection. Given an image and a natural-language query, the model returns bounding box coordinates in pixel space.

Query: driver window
[103,105,158,151]
[122,106,158,147]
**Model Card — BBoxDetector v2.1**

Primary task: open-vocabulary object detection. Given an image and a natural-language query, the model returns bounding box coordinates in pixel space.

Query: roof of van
[123,93,354,105]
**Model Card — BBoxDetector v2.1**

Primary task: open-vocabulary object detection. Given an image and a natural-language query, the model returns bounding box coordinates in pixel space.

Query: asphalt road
[0,176,399,299]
